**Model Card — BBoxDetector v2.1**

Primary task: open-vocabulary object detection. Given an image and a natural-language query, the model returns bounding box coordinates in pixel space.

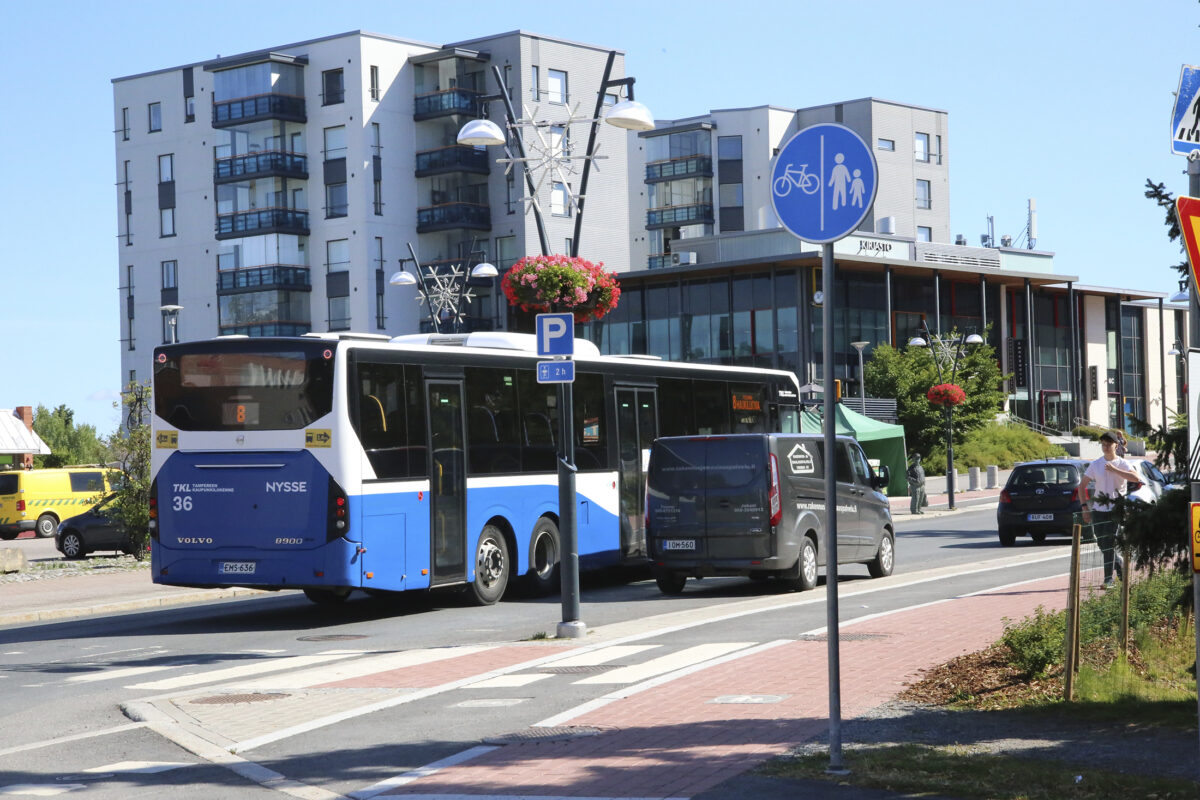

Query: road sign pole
[558,379,583,637]
[1189,155,1200,773]
[821,242,845,773]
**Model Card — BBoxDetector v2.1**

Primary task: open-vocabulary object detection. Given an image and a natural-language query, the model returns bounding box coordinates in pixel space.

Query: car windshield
[1011,465,1077,487]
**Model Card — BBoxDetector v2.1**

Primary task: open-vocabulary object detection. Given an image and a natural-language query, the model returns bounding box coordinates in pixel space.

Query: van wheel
[998,527,1017,547]
[655,570,687,595]
[303,588,352,604]
[60,531,85,560]
[35,514,57,538]
[471,525,510,606]
[527,517,560,597]
[867,534,894,578]
[789,537,819,591]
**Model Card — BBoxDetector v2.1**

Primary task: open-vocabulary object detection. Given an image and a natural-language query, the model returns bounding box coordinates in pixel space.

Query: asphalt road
[0,504,1075,798]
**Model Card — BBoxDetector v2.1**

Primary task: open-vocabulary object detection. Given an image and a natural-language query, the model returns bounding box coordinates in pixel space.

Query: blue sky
[2,0,1196,433]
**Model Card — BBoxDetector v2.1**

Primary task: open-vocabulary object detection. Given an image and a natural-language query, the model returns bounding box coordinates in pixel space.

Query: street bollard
[968,466,980,491]
[986,465,999,489]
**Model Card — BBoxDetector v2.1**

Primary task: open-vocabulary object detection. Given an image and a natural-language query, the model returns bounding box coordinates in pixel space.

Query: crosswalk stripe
[129,652,358,692]
[85,761,190,774]
[466,673,552,689]
[573,643,756,685]
[236,645,497,690]
[67,665,174,684]
[549,644,659,667]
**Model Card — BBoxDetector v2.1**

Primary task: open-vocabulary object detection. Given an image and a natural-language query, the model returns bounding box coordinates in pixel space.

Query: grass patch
[524,631,550,641]
[760,743,1199,799]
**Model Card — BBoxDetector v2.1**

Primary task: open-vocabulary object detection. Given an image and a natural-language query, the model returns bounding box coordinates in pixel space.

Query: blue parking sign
[536,313,574,357]
[771,123,877,244]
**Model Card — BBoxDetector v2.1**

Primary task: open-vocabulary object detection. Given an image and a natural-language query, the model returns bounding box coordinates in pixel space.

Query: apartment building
[112,29,635,386]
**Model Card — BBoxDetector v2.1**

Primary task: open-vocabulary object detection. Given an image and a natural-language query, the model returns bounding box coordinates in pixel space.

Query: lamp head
[907,336,928,348]
[850,341,869,352]
[604,99,655,132]
[389,270,417,287]
[964,333,984,346]
[470,262,499,279]
[457,118,506,147]
[1168,345,1181,356]
[1170,288,1190,303]
[160,304,183,313]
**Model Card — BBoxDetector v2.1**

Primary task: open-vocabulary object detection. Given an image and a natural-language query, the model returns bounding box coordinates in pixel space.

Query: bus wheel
[303,588,351,605]
[35,514,57,538]
[472,525,510,605]
[654,570,687,595]
[789,537,819,591]
[527,517,560,596]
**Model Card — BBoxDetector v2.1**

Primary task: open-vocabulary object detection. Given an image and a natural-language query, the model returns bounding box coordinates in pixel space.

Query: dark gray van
[645,433,894,594]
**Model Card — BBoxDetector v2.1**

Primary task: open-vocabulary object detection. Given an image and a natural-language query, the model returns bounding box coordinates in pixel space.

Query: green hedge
[922,422,1065,475]
[1072,424,1145,450]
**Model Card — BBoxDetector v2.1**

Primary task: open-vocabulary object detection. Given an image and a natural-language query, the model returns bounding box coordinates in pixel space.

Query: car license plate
[1027,513,1054,522]
[219,561,256,575]
[663,539,696,551]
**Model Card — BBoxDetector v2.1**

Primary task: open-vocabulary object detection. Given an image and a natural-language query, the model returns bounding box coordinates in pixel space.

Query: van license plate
[1027,513,1054,522]
[663,540,696,551]
[219,561,256,575]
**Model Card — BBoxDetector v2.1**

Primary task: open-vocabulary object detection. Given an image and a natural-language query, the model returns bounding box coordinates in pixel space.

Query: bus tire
[35,514,57,538]
[304,588,351,605]
[654,570,687,595]
[867,533,894,578]
[527,517,560,596]
[472,525,510,605]
[789,537,819,591]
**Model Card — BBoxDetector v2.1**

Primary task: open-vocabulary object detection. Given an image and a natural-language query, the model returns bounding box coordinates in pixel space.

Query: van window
[0,474,18,494]
[69,472,105,492]
[706,437,766,488]
[813,442,852,482]
[848,444,872,485]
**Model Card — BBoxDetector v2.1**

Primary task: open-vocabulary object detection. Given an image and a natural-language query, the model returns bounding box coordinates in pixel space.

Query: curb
[0,586,270,627]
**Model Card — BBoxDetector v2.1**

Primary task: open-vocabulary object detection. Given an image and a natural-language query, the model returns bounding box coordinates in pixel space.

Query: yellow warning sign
[1192,503,1200,574]
[155,430,178,449]
[305,429,332,448]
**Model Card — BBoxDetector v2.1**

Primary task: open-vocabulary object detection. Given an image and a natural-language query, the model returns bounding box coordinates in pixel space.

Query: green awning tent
[800,404,909,496]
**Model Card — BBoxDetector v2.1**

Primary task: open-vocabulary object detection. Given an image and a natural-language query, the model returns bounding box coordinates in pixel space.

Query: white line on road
[347,745,499,799]
[0,723,149,758]
[129,651,359,691]
[572,643,755,685]
[67,665,175,684]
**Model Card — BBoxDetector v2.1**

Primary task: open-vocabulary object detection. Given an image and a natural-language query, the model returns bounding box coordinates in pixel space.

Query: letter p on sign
[536,313,574,357]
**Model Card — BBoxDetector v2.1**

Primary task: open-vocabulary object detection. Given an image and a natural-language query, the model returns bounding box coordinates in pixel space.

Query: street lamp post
[389,241,498,334]
[457,54,653,639]
[909,322,982,509]
[850,341,869,409]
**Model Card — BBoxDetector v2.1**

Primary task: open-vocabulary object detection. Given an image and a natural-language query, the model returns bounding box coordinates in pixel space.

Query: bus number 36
[173,496,193,512]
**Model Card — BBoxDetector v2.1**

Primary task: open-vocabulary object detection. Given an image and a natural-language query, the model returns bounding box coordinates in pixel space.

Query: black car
[996,459,1089,546]
[54,495,136,559]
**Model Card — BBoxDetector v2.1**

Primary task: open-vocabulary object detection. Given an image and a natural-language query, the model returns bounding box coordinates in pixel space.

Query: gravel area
[790,698,1200,784]
[0,553,148,584]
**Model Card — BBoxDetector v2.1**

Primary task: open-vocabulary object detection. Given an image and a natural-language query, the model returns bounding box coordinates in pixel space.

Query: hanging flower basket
[926,383,966,407]
[501,255,621,323]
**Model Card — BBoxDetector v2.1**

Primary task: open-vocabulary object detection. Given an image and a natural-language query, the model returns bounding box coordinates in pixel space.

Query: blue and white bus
[149,332,802,605]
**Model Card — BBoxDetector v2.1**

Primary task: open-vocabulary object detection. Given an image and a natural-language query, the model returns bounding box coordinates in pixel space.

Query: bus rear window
[154,346,334,431]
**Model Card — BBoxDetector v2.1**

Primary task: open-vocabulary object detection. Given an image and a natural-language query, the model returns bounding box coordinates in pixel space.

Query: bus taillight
[148,479,159,540]
[328,478,350,542]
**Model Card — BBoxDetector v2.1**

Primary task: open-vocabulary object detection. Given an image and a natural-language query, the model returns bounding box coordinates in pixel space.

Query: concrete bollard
[968,466,980,491]
[0,548,27,574]
[986,465,999,489]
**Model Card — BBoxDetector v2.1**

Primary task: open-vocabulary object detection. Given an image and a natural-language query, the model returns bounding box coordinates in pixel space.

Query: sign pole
[1190,156,1200,773]
[821,241,845,772]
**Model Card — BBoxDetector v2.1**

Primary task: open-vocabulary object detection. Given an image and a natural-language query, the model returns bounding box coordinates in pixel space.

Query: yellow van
[0,468,113,540]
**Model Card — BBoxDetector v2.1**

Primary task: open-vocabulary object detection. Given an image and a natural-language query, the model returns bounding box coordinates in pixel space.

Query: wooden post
[1119,544,1132,656]
[1064,521,1082,701]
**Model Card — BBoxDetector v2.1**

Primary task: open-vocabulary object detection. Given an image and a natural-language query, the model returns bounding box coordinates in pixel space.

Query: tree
[106,382,152,558]
[864,326,1007,473]
[32,405,108,468]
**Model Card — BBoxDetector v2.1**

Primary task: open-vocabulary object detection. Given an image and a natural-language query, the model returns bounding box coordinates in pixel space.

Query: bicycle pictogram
[773,163,820,197]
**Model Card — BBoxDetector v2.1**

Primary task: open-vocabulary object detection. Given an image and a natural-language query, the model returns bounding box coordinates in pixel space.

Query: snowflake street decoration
[415,263,476,325]
[495,102,609,217]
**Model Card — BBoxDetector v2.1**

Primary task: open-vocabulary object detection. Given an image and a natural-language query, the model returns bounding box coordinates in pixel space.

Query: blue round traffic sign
[771,123,877,244]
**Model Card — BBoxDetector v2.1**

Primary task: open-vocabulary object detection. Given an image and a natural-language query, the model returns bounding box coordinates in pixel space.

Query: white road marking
[235,645,496,690]
[67,665,174,684]
[549,644,659,666]
[129,651,358,691]
[573,643,754,685]
[347,745,499,799]
[0,784,87,796]
[0,723,149,758]
[465,673,550,688]
[84,761,190,774]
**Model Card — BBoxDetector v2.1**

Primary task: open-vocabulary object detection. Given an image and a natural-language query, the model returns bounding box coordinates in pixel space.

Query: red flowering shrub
[926,383,966,406]
[501,255,621,322]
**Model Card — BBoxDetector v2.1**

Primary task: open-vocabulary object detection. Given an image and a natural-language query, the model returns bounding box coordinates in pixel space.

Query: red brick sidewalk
[378,573,1069,798]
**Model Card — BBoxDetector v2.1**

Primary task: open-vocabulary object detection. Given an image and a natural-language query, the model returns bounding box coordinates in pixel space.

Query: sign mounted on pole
[1170,65,1200,155]
[771,123,878,244]
[1176,197,1200,293]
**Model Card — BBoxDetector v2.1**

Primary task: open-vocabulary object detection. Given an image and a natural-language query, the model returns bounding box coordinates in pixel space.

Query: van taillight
[148,479,159,539]
[15,500,24,512]
[328,478,350,542]
[768,454,782,527]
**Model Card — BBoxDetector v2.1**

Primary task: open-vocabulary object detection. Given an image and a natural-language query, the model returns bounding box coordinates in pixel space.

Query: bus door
[426,381,467,585]
[615,386,658,560]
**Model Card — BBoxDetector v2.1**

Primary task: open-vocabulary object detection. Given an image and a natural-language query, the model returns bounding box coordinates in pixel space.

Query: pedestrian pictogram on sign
[771,123,877,244]
[1170,65,1200,155]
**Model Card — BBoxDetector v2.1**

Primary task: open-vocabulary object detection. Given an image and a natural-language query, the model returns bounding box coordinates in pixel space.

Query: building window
[326,183,348,218]
[369,65,380,101]
[551,182,570,216]
[916,179,931,209]
[718,135,743,233]
[328,296,350,331]
[158,154,173,183]
[917,226,932,242]
[550,124,569,158]
[530,65,539,100]
[934,135,943,165]
[326,239,350,272]
[547,69,567,104]
[160,208,175,237]
[148,102,162,133]
[322,69,345,105]
[374,179,383,215]
[120,107,129,141]
[185,96,195,123]
[375,237,386,329]
[324,125,347,159]
[565,238,573,255]
[122,160,133,246]
[914,132,930,162]
[126,265,135,351]
[506,171,516,215]
[877,138,894,151]
[161,260,177,289]
[371,122,382,157]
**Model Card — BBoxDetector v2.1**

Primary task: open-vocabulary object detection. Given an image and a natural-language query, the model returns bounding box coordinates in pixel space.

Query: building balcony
[646,202,715,229]
[648,253,672,269]
[217,265,311,294]
[415,145,491,177]
[416,202,491,233]
[212,94,306,128]
[645,155,713,183]
[218,321,312,337]
[413,88,482,120]
[216,208,309,239]
[214,151,308,184]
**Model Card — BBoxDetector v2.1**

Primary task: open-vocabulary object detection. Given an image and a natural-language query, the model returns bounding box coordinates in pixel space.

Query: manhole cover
[797,633,887,642]
[538,665,620,674]
[297,634,369,642]
[484,726,603,745]
[710,694,787,704]
[191,692,290,705]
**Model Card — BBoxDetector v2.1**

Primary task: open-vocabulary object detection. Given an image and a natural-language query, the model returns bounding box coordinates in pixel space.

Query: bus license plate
[663,540,696,551]
[219,561,256,575]
[1027,513,1054,522]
